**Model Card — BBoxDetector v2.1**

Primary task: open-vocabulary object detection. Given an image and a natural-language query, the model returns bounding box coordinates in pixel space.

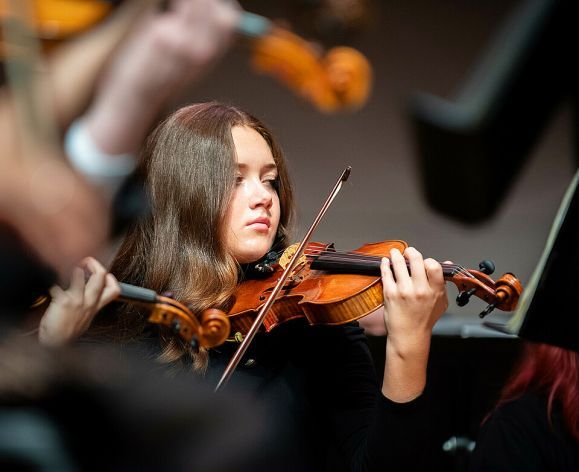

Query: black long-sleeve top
[469,392,579,471]
[204,320,432,471]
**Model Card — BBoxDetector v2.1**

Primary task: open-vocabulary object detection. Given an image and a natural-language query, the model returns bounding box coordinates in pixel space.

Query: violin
[0,1,372,113]
[114,283,230,350]
[215,167,524,390]
[227,240,523,338]
[243,13,372,112]
[33,282,231,349]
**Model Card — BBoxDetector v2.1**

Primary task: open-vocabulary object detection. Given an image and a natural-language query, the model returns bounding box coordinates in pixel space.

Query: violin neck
[118,282,158,303]
[310,254,457,278]
[310,254,382,275]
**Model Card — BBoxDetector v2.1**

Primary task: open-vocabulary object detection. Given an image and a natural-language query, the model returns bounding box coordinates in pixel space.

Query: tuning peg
[478,260,495,275]
[479,303,497,318]
[456,288,476,306]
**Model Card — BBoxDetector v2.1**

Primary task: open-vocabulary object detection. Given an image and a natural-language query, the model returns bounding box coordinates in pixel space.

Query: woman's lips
[246,217,270,231]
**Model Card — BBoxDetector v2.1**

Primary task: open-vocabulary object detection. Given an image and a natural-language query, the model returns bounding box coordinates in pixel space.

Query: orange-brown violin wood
[227,240,523,336]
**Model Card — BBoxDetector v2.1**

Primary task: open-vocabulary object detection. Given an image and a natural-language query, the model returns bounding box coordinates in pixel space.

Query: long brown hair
[94,102,295,370]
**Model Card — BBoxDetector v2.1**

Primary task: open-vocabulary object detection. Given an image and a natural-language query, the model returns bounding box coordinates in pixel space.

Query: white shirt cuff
[65,119,137,196]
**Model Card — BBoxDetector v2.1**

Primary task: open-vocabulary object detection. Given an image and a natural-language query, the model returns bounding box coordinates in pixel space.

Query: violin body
[229,241,407,333]
[228,240,523,336]
[230,241,407,333]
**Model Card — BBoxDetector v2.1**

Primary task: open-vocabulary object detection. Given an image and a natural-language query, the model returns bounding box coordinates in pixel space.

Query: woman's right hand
[39,257,120,347]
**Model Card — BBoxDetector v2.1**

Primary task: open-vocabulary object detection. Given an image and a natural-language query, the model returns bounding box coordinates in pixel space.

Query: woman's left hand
[381,247,448,354]
[380,247,448,401]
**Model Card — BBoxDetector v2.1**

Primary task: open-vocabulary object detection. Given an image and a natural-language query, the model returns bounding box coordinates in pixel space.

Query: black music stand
[487,169,579,353]
[410,0,577,223]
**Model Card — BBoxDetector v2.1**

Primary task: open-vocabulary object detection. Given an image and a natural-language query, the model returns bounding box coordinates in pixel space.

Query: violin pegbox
[456,260,495,306]
[449,262,523,318]
[147,299,201,350]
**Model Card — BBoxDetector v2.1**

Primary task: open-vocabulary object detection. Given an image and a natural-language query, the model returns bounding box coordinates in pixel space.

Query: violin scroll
[251,27,372,112]
[449,267,523,317]
[322,46,372,110]
[136,292,230,350]
[484,272,523,317]
[197,308,231,348]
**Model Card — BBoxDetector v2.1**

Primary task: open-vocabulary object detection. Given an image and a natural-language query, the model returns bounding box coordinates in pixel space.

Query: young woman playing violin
[43,101,448,469]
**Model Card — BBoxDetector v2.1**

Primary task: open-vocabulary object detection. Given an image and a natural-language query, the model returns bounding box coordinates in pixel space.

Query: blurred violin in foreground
[114,283,230,350]
[33,283,230,349]
[229,240,523,336]
[0,0,372,113]
[240,12,372,112]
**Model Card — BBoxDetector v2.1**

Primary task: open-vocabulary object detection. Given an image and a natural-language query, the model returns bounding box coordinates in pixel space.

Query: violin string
[271,245,476,279]
[302,248,440,267]
[455,264,476,279]
[270,242,330,259]
[301,249,476,278]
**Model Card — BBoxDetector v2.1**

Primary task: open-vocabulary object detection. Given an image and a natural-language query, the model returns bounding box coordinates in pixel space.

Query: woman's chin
[235,247,270,265]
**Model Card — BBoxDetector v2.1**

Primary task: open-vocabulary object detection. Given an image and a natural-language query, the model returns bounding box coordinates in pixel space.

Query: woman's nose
[248,180,272,208]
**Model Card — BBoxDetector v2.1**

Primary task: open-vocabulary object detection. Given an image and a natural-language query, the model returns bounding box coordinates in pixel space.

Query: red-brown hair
[497,342,579,441]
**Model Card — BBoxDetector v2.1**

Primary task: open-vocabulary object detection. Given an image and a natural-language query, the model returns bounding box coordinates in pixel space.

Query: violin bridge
[279,243,308,270]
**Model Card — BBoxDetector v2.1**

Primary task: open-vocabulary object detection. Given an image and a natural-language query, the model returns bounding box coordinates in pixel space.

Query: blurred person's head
[499,342,579,441]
